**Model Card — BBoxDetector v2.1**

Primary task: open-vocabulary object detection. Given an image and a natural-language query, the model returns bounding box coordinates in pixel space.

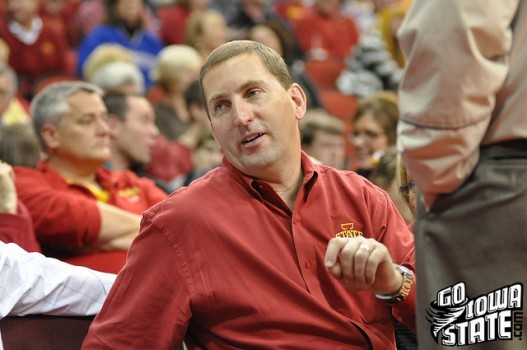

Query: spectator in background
[348,90,399,179]
[76,0,163,90]
[0,123,41,251]
[336,2,406,99]
[150,45,203,140]
[248,21,323,109]
[104,92,160,181]
[182,129,223,187]
[146,80,210,193]
[0,0,68,99]
[157,0,209,45]
[76,0,160,42]
[208,0,237,22]
[0,123,41,168]
[293,0,359,60]
[185,9,229,60]
[39,0,83,48]
[369,147,414,225]
[336,32,403,99]
[82,43,145,95]
[90,62,146,96]
[0,38,8,62]
[0,63,30,127]
[0,161,40,252]
[227,0,284,40]
[300,109,346,169]
[13,81,166,273]
[274,0,309,26]
[377,3,407,68]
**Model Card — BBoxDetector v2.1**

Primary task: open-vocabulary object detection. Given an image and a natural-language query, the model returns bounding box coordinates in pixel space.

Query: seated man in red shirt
[13,81,167,273]
[84,40,415,349]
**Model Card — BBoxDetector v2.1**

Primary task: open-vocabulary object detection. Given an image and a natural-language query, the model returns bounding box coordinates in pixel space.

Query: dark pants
[414,140,527,349]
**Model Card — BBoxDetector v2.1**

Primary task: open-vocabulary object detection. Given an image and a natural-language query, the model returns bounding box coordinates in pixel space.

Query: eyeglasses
[399,180,416,197]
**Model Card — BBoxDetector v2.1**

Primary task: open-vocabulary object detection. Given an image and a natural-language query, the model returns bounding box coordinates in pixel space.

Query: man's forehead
[66,92,106,113]
[204,55,270,89]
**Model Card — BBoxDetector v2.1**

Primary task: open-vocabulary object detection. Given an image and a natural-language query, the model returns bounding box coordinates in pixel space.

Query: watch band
[375,264,414,304]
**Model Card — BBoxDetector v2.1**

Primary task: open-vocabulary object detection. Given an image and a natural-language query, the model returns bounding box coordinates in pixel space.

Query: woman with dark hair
[76,0,163,89]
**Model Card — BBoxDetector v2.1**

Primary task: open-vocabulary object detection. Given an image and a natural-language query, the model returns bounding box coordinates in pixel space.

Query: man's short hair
[31,81,104,150]
[103,92,134,121]
[199,40,293,118]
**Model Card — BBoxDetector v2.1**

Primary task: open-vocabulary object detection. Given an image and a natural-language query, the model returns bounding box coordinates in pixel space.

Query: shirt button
[305,261,312,269]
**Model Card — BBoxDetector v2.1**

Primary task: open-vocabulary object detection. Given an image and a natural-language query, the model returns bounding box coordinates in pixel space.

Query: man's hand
[325,237,403,295]
[0,162,18,214]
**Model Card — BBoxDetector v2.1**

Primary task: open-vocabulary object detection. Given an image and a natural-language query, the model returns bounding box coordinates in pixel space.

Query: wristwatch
[375,264,414,304]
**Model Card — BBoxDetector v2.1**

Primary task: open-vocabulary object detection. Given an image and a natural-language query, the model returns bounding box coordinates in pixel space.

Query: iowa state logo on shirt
[335,223,363,238]
[117,186,141,203]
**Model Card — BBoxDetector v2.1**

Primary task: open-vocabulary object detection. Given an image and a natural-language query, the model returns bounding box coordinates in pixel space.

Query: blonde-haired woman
[150,44,203,140]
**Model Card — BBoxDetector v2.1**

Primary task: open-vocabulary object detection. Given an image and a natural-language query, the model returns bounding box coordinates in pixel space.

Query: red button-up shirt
[14,161,167,273]
[84,152,415,348]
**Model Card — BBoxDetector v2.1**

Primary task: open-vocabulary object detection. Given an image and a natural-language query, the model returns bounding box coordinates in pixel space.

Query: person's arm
[326,186,416,331]
[325,236,404,295]
[95,202,142,251]
[0,242,116,318]
[397,0,519,208]
[83,211,190,348]
[14,166,142,251]
[0,162,17,214]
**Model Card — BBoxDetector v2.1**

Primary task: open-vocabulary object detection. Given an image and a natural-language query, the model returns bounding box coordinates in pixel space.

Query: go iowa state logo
[427,282,524,346]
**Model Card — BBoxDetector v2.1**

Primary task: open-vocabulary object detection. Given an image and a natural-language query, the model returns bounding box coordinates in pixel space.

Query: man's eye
[214,103,225,113]
[79,118,93,124]
[247,89,260,97]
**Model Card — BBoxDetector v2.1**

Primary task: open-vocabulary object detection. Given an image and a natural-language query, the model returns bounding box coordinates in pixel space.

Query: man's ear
[41,124,60,150]
[290,83,307,121]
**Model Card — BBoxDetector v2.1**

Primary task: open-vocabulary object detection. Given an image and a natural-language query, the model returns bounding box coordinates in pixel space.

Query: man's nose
[232,100,254,126]
[97,117,111,134]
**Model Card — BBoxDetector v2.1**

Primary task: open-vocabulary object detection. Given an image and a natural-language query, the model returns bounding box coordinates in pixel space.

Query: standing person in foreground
[397,1,527,348]
[83,40,416,349]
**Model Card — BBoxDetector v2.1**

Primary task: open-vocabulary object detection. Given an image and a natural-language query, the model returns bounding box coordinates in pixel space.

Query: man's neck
[261,156,304,211]
[108,148,130,172]
[47,157,100,185]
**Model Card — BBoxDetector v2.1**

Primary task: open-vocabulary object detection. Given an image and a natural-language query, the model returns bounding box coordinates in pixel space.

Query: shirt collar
[37,160,117,191]
[9,17,43,45]
[221,151,319,202]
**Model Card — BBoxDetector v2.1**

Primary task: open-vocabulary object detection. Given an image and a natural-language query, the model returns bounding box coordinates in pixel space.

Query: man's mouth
[242,133,264,144]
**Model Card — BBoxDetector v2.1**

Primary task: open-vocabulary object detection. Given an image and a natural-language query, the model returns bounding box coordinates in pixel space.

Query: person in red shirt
[0,0,68,99]
[83,40,415,349]
[293,0,360,60]
[157,0,209,46]
[0,161,40,252]
[13,82,167,273]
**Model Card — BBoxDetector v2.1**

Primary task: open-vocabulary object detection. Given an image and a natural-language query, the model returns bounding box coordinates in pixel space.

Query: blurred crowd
[0,0,414,306]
